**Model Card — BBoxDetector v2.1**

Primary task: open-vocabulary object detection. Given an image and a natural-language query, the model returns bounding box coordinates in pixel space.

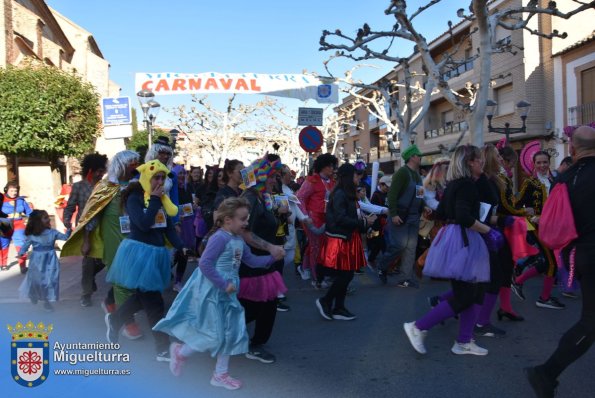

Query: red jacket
[296,173,334,227]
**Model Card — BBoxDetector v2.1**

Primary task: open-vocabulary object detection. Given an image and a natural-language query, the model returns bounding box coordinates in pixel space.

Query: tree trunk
[470,0,493,147]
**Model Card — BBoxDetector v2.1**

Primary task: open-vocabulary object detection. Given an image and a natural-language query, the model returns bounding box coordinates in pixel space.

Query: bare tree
[320,0,595,147]
[169,94,299,166]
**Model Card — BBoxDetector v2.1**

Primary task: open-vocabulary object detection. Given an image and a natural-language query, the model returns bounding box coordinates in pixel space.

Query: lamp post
[410,130,418,145]
[486,100,531,144]
[137,89,160,149]
[272,142,280,154]
[385,130,400,156]
[169,129,180,151]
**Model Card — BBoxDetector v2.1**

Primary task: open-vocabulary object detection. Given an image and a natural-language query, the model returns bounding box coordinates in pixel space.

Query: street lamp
[169,129,180,151]
[272,142,280,154]
[410,131,418,145]
[355,146,362,159]
[137,89,160,149]
[486,99,531,144]
[385,131,400,155]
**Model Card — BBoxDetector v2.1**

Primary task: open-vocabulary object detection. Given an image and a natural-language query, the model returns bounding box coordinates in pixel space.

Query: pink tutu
[238,271,287,302]
[423,224,490,282]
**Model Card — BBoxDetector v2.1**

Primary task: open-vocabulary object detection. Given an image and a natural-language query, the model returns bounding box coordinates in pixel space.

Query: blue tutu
[106,239,171,292]
[423,224,490,282]
[154,267,248,357]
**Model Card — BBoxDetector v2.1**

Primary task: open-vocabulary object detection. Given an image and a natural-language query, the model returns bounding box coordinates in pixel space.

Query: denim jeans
[377,221,420,282]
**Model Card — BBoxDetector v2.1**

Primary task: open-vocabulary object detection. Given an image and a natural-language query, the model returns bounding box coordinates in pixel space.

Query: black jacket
[436,177,480,228]
[325,188,366,239]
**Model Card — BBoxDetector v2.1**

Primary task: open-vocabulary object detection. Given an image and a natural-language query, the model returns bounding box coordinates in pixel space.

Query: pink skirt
[318,232,366,271]
[238,271,287,302]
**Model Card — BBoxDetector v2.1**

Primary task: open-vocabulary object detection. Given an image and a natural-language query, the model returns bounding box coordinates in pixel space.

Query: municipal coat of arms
[7,321,52,387]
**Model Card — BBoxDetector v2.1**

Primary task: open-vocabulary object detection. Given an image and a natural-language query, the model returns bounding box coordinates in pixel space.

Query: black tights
[173,250,188,283]
[112,290,169,353]
[540,249,595,379]
[240,298,277,347]
[321,269,354,310]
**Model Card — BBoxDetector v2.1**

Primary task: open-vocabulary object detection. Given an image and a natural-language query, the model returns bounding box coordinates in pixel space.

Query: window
[441,110,454,127]
[496,84,514,115]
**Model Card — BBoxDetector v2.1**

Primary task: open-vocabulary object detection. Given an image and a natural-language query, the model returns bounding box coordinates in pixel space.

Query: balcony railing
[440,61,474,82]
[424,121,468,139]
[568,102,595,126]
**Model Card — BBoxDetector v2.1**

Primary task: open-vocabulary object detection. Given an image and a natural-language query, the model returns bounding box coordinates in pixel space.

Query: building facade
[0,0,122,219]
[336,0,595,173]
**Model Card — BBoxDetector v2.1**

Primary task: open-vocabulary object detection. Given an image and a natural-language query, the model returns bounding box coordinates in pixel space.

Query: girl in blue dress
[17,210,70,311]
[154,197,280,390]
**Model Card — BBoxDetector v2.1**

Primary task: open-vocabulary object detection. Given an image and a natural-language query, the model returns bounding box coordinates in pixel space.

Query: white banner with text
[135,72,338,103]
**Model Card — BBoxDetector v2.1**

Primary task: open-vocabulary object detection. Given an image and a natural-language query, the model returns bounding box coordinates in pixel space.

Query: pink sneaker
[122,323,143,340]
[169,343,186,376]
[210,373,242,390]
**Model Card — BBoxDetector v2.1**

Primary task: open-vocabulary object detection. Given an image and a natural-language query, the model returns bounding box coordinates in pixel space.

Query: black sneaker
[378,270,387,284]
[43,301,54,312]
[20,266,28,274]
[474,323,506,338]
[80,296,92,307]
[156,350,170,362]
[245,346,276,364]
[276,302,290,312]
[105,313,119,344]
[536,296,566,310]
[525,366,558,398]
[332,308,356,321]
[511,278,525,301]
[354,269,364,275]
[316,298,333,320]
[562,291,579,299]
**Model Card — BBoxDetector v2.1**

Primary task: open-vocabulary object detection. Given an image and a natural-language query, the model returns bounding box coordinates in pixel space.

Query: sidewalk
[0,245,93,304]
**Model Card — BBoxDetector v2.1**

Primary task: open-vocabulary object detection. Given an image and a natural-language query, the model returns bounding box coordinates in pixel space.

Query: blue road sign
[102,97,131,126]
[299,126,323,153]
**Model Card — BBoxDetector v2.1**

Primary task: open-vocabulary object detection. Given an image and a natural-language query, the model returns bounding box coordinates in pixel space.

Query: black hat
[154,136,171,148]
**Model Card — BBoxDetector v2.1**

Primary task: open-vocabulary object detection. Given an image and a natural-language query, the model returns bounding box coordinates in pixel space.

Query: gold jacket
[60,179,121,259]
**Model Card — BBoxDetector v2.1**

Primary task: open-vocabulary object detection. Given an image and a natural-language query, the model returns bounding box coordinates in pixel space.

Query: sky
[45,0,463,128]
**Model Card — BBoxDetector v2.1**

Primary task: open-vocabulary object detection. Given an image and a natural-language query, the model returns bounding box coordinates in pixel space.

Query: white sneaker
[297,266,311,280]
[403,322,427,354]
[451,340,488,356]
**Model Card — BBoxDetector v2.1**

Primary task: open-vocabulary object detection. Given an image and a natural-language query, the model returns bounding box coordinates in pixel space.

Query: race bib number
[119,216,131,234]
[151,209,167,228]
[415,185,425,199]
[179,203,194,218]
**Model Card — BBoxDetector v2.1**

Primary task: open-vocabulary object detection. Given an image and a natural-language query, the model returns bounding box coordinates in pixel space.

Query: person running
[61,150,144,339]
[512,150,565,310]
[154,197,282,389]
[296,154,338,287]
[238,155,286,364]
[1,181,33,273]
[525,125,595,397]
[105,160,188,362]
[315,163,376,321]
[17,210,70,312]
[404,145,503,356]
[63,153,108,307]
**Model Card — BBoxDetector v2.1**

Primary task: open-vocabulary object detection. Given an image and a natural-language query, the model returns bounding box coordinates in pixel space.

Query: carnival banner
[134,72,339,103]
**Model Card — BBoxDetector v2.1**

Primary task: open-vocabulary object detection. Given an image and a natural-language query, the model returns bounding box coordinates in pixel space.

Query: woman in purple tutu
[404,145,504,356]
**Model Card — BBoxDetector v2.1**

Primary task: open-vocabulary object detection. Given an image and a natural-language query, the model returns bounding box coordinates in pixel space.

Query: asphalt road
[1,252,592,398]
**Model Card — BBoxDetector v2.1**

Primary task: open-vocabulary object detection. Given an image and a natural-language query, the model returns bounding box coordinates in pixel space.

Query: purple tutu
[423,225,490,282]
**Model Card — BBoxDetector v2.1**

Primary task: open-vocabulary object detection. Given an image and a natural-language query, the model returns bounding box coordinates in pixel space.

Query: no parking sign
[298,126,323,153]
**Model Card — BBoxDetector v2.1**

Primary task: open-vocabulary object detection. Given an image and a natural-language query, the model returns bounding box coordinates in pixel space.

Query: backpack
[539,164,584,287]
[538,183,577,250]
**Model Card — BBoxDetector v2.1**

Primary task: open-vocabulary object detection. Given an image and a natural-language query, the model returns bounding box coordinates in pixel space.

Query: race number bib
[151,209,167,228]
[415,185,425,199]
[119,216,131,234]
[179,203,194,218]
